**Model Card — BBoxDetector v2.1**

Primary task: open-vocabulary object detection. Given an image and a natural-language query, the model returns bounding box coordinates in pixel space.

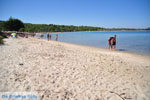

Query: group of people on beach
[40,33,58,41]
[108,35,116,49]
[7,33,35,38]
[8,32,115,49]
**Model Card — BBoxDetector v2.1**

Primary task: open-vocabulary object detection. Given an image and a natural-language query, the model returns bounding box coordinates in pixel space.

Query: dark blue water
[38,31,150,55]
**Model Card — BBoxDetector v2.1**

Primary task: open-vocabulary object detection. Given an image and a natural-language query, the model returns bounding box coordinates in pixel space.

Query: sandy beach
[0,37,150,100]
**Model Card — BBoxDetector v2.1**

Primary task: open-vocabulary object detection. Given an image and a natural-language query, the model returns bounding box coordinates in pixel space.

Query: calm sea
[38,31,150,55]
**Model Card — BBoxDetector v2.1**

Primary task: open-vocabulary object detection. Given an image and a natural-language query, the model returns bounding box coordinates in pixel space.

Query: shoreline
[38,38,150,65]
[35,30,150,56]
[51,38,149,56]
[36,36,150,57]
[0,37,150,100]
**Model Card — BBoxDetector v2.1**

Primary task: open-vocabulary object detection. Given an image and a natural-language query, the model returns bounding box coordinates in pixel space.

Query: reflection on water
[37,31,150,55]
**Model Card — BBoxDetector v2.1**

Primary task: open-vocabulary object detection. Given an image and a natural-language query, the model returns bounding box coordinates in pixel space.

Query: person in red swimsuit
[108,37,113,49]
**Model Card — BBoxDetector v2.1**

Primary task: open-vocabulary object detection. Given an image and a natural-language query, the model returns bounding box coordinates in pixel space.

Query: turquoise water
[39,31,150,55]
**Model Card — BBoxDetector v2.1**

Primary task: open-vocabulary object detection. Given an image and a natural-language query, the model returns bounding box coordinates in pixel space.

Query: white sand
[0,37,150,100]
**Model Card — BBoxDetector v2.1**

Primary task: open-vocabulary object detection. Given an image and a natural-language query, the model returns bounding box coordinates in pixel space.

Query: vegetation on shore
[0,17,149,33]
[0,31,4,44]
[0,36,4,44]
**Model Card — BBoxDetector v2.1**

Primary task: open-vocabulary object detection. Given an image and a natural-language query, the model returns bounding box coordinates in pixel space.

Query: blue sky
[0,0,149,28]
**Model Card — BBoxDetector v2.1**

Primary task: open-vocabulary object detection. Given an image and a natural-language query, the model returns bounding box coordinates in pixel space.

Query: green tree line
[0,18,149,32]
[0,18,104,32]
[23,24,105,32]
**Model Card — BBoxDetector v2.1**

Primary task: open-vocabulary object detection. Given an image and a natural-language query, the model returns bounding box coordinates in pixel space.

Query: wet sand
[0,37,150,100]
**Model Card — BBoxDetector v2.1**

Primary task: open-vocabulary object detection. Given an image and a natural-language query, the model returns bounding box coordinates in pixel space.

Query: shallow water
[38,31,150,55]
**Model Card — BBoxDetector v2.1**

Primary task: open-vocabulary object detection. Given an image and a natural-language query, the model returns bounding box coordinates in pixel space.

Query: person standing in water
[56,34,58,41]
[49,34,51,40]
[108,37,113,49]
[112,35,116,49]
[47,33,50,41]
[40,34,44,39]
